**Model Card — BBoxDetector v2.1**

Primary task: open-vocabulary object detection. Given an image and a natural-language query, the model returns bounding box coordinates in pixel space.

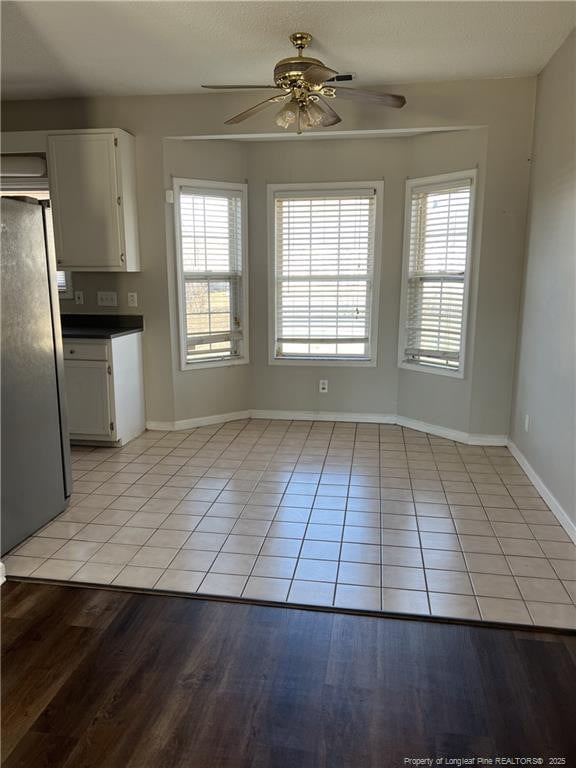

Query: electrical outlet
[127,292,138,308]
[97,291,118,307]
[74,290,84,305]
[524,414,530,432]
[319,379,328,394]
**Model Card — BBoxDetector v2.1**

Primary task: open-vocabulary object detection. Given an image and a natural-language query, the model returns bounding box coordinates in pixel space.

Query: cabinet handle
[69,349,75,354]
[120,253,125,263]
[107,365,112,375]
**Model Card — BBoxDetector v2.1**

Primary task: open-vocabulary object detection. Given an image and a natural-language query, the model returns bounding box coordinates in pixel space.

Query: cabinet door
[48,133,123,270]
[64,360,114,437]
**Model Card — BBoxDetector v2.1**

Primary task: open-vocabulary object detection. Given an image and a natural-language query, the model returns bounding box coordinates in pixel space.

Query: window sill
[270,356,376,368]
[180,357,249,372]
[398,360,464,379]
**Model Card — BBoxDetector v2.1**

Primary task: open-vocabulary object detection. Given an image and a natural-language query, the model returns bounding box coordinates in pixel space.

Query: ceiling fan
[202,32,406,134]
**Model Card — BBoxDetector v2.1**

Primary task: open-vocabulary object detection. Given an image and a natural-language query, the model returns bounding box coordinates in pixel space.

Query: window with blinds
[174,180,247,368]
[271,185,379,362]
[399,171,476,375]
[56,271,69,292]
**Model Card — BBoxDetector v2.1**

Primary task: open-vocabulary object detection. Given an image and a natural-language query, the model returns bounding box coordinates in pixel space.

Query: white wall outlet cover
[74,290,84,305]
[97,291,118,307]
[319,379,328,393]
[127,292,138,308]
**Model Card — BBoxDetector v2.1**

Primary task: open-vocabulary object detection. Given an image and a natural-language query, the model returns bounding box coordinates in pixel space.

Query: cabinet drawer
[63,342,109,361]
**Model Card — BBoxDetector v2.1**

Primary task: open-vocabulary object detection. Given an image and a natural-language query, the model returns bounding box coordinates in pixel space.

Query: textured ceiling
[2,1,575,100]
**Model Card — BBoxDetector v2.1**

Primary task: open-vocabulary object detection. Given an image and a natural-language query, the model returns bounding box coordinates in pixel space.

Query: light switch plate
[97,291,118,307]
[74,290,84,305]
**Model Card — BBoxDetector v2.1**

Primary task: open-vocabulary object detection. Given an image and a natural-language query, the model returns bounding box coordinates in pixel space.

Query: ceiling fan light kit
[274,97,299,129]
[202,32,406,134]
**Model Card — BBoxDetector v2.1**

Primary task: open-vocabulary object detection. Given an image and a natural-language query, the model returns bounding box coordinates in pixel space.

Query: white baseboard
[507,441,576,544]
[250,409,397,425]
[146,410,251,432]
[395,415,508,446]
[251,409,508,446]
[149,407,507,446]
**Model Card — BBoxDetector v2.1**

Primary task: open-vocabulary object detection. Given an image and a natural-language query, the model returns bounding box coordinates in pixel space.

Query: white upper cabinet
[47,129,140,271]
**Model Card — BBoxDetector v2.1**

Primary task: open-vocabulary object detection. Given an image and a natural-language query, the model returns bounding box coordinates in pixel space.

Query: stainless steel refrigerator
[1,197,71,555]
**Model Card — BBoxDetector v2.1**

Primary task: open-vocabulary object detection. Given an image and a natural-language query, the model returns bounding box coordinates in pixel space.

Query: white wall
[397,129,488,433]
[245,131,491,433]
[2,75,536,431]
[163,139,251,422]
[246,135,409,418]
[511,30,576,524]
[161,126,530,441]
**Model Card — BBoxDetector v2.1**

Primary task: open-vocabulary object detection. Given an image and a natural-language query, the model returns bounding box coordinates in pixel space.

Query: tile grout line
[6,420,575,624]
[287,421,334,606]
[239,419,311,600]
[333,422,356,608]
[410,430,433,616]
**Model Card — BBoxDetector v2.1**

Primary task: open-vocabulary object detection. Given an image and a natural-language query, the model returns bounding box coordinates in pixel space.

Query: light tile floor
[5,420,576,629]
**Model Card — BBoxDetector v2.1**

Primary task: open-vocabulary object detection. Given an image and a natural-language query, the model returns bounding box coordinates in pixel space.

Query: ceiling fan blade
[317,97,342,127]
[332,86,406,108]
[202,84,283,90]
[224,94,287,125]
[326,73,355,83]
[303,64,339,86]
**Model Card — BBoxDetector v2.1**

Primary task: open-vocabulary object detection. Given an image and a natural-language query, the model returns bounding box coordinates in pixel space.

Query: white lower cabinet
[63,333,145,445]
[65,359,114,438]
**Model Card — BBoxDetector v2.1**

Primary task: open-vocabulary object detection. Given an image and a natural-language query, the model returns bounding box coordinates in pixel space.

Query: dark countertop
[61,314,144,340]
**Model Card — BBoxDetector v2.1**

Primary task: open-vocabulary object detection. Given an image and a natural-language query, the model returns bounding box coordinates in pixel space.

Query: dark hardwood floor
[2,580,576,767]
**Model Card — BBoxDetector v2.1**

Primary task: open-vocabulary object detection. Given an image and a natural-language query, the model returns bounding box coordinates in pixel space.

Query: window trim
[397,169,477,380]
[267,181,384,368]
[172,177,249,371]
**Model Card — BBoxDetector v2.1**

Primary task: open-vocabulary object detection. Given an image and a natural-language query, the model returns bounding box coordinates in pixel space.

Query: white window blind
[175,182,247,367]
[273,189,377,360]
[400,173,475,373]
[56,271,68,291]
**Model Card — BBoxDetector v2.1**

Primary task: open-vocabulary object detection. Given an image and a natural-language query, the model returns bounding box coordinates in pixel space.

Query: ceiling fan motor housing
[274,56,326,90]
